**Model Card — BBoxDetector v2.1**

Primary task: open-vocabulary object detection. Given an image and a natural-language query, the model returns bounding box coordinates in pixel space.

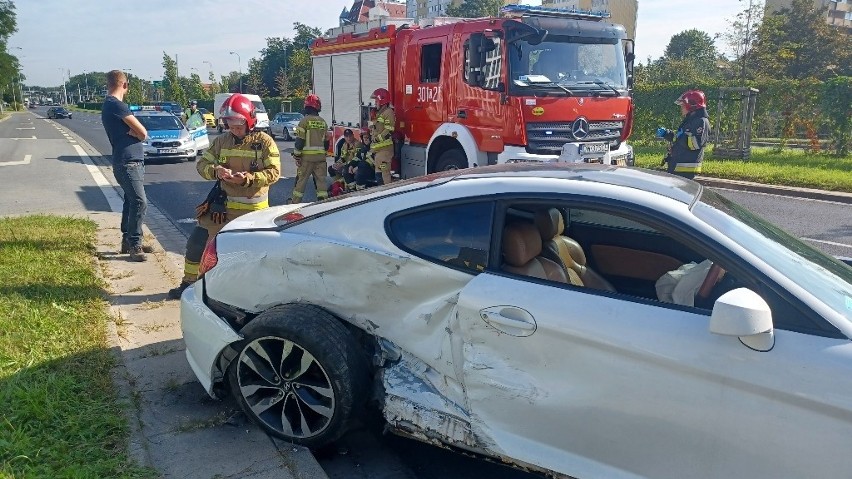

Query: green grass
[633,145,852,192]
[0,216,155,478]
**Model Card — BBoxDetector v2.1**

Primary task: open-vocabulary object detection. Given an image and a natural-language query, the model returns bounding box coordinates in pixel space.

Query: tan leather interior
[502,222,568,284]
[591,244,684,281]
[535,209,615,291]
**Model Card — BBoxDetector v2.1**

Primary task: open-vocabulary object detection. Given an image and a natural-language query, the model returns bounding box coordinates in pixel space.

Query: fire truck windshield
[508,37,627,95]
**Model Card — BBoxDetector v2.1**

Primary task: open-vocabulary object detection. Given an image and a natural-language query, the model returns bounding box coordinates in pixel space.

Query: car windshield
[55,108,68,113]
[280,113,302,121]
[695,189,852,325]
[508,37,627,94]
[251,101,266,113]
[137,115,183,130]
[199,108,209,114]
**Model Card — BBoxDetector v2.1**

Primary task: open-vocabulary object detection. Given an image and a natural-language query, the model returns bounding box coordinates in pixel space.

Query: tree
[663,29,721,74]
[722,0,764,80]
[275,67,290,99]
[446,0,502,18]
[287,49,312,98]
[259,37,292,96]
[162,53,186,105]
[749,0,851,80]
[0,0,18,92]
[125,74,144,105]
[246,58,268,96]
[185,73,207,101]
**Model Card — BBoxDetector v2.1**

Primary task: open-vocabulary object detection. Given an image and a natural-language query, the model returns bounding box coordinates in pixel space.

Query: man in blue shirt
[101,70,150,261]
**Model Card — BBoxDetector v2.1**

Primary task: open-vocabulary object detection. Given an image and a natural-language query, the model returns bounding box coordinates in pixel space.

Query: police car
[131,105,210,162]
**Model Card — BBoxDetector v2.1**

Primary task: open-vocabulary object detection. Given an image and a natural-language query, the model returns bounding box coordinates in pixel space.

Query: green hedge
[633,77,852,156]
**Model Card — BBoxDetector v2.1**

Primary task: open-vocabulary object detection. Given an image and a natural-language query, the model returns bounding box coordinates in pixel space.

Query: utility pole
[230,51,242,93]
[741,0,754,81]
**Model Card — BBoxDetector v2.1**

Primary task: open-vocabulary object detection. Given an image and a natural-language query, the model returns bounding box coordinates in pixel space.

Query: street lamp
[203,60,213,79]
[13,47,24,109]
[57,68,68,105]
[229,51,241,93]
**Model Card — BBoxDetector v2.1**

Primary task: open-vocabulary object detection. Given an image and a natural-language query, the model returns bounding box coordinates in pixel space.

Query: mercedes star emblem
[572,117,590,140]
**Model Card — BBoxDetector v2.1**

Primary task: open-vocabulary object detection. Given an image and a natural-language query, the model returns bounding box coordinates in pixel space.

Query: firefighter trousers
[373,147,393,185]
[181,208,251,283]
[292,154,328,201]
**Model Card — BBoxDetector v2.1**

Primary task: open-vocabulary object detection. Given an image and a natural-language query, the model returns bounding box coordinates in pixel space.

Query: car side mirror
[709,288,774,352]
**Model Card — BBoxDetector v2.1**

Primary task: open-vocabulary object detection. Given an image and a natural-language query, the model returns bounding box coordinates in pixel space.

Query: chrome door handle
[479,306,537,336]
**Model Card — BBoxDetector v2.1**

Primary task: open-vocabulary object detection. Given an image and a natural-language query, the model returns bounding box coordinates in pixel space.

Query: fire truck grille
[151,141,181,148]
[526,121,624,155]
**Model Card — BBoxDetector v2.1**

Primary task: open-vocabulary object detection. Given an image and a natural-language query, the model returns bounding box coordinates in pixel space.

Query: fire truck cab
[311,4,635,179]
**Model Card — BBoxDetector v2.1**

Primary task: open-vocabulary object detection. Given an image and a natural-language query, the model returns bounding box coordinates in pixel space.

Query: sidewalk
[94,210,328,479]
[696,176,852,204]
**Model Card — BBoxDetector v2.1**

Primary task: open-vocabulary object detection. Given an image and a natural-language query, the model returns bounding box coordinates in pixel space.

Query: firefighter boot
[167,280,193,300]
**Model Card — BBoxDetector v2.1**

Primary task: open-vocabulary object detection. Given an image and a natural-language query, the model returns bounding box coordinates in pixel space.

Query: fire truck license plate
[580,142,608,155]
[158,149,178,154]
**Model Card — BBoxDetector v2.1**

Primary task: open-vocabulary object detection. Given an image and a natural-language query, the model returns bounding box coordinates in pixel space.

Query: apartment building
[765,0,852,34]
[541,0,637,38]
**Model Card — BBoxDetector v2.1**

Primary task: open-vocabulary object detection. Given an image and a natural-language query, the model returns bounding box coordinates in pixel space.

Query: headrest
[534,208,564,239]
[502,222,542,267]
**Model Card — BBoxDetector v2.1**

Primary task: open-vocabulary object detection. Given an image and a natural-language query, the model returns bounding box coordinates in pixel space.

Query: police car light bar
[501,4,610,21]
[129,105,171,112]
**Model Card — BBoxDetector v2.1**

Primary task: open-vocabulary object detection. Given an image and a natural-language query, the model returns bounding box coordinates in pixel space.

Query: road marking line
[11,136,37,140]
[0,154,31,166]
[176,218,197,224]
[74,144,122,213]
[16,127,35,130]
[802,237,852,250]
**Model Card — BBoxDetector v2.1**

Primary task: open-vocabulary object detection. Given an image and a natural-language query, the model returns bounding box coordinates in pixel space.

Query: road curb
[696,176,852,204]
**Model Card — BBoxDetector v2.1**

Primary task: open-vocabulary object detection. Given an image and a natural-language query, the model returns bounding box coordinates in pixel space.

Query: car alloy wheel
[235,336,335,438]
[227,304,369,447]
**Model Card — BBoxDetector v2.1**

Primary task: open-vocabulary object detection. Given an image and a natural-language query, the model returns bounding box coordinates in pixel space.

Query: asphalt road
[18,106,852,479]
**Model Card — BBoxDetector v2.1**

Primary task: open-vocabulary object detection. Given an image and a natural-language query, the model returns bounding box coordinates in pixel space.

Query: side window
[480,37,503,90]
[420,43,442,83]
[463,37,503,90]
[390,202,494,273]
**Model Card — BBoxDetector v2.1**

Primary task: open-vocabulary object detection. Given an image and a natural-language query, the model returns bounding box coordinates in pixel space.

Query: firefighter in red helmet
[656,89,710,179]
[290,93,330,202]
[369,88,395,185]
[167,93,281,299]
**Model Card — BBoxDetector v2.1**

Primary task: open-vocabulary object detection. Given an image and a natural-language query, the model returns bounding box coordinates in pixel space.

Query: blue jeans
[112,160,147,247]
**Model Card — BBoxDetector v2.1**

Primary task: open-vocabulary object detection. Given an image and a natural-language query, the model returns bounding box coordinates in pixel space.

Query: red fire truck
[310,4,635,179]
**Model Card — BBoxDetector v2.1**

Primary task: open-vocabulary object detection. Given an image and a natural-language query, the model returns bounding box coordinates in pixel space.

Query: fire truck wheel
[435,149,468,171]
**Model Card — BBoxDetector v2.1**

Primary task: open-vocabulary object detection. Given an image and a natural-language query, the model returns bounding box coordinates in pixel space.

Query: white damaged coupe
[181,164,852,479]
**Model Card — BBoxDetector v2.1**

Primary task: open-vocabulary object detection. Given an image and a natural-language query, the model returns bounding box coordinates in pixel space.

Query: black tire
[434,148,468,172]
[269,131,276,140]
[217,124,223,134]
[283,129,292,141]
[227,304,369,448]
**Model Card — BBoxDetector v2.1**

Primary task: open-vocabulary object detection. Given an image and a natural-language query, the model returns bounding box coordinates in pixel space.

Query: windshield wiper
[515,76,574,95]
[573,80,619,96]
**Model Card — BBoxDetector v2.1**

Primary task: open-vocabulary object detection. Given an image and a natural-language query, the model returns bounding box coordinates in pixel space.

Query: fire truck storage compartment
[311,49,389,128]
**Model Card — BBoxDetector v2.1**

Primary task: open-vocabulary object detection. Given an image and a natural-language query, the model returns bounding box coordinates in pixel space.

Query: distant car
[181,164,852,479]
[133,107,209,162]
[199,108,216,128]
[269,112,303,140]
[47,107,72,119]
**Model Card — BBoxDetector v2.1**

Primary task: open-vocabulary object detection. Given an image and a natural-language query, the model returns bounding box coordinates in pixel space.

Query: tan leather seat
[501,222,568,284]
[535,208,616,292]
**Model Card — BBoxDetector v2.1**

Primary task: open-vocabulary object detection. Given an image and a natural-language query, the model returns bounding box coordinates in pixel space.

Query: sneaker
[167,281,192,300]
[121,240,155,254]
[127,246,148,262]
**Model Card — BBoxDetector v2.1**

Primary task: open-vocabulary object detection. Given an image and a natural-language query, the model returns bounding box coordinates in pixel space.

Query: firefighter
[290,94,330,203]
[167,93,281,299]
[369,88,395,185]
[656,89,710,179]
[330,128,362,193]
[354,132,376,190]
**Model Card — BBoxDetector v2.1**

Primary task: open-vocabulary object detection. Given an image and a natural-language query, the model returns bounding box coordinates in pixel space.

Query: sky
[10,0,748,87]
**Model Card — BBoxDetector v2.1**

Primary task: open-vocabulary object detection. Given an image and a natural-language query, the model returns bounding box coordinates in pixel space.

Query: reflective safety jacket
[335,139,361,167]
[293,114,329,158]
[370,106,395,151]
[666,109,710,175]
[198,131,281,210]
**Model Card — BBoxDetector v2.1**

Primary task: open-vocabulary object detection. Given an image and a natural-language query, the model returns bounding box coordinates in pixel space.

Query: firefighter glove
[656,127,668,139]
[210,202,228,224]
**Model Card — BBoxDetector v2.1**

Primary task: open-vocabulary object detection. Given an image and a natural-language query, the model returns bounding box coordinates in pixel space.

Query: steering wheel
[697,263,726,301]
